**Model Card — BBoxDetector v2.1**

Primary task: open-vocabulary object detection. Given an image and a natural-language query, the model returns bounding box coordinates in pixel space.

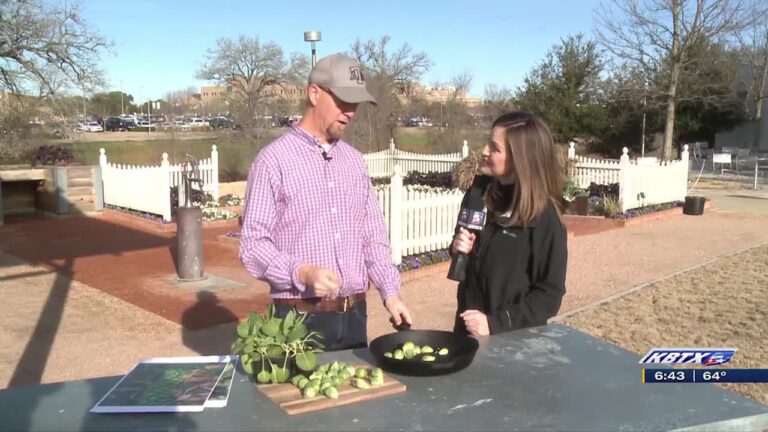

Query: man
[240,53,413,351]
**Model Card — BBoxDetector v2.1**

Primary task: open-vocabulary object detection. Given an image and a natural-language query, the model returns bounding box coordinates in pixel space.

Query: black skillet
[368,323,479,376]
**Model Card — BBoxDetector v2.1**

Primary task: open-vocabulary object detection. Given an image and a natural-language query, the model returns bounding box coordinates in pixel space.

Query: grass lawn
[61,130,283,181]
[57,126,490,182]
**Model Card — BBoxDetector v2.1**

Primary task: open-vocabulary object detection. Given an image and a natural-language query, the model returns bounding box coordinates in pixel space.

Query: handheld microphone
[322,151,332,161]
[447,175,491,282]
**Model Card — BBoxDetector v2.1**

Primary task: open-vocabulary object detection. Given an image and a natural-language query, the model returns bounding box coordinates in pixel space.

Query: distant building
[396,82,482,107]
[199,82,307,106]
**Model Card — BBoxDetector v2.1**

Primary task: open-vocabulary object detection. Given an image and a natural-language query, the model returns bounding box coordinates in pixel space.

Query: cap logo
[349,67,365,84]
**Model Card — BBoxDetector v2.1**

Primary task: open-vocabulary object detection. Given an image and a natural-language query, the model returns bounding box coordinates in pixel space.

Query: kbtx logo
[639,348,737,366]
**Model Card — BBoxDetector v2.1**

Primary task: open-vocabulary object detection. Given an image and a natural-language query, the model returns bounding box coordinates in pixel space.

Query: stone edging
[103,208,240,233]
[563,199,713,229]
[216,233,451,283]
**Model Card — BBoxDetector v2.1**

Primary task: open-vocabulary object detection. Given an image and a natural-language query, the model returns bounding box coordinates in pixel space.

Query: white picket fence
[363,138,469,178]
[567,143,689,212]
[99,146,219,221]
[374,165,464,265]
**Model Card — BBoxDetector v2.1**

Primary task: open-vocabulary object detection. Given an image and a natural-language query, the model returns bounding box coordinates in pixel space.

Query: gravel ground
[563,244,768,405]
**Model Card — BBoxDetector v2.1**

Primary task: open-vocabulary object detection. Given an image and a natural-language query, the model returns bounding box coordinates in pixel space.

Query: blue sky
[79,0,602,103]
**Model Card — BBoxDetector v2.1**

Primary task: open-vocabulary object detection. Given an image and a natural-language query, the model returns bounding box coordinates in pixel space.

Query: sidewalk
[2,199,767,389]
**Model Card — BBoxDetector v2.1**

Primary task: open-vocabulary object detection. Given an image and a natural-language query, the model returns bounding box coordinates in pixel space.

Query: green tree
[90,91,136,118]
[515,34,607,143]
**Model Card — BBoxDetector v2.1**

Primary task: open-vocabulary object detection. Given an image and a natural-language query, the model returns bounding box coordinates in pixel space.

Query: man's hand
[299,265,340,298]
[384,296,413,328]
[460,309,490,336]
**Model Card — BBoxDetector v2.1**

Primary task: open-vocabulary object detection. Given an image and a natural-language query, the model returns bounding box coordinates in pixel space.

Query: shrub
[29,145,75,166]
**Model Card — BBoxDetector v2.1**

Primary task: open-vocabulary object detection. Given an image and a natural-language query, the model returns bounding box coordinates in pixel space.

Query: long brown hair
[485,111,563,227]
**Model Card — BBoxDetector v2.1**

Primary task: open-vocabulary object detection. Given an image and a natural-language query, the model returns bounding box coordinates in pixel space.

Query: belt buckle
[341,296,349,313]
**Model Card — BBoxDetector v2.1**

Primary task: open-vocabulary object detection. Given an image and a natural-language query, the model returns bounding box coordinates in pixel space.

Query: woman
[452,111,567,336]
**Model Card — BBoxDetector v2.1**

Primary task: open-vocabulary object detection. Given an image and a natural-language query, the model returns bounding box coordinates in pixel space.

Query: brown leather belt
[272,292,367,313]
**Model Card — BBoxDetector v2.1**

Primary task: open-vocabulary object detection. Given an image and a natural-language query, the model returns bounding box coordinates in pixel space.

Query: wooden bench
[0,169,48,226]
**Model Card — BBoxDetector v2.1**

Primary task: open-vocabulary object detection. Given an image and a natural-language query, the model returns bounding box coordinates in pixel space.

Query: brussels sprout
[421,346,434,354]
[331,376,342,387]
[413,346,422,355]
[371,367,384,378]
[320,382,332,392]
[402,341,416,352]
[318,363,330,373]
[345,365,356,376]
[384,352,393,358]
[370,375,384,387]
[394,349,405,360]
[403,349,415,360]
[323,386,339,399]
[256,370,271,384]
[422,355,436,362]
[303,386,318,399]
[355,368,368,379]
[438,348,449,356]
[297,377,310,390]
[352,378,370,389]
[291,375,304,386]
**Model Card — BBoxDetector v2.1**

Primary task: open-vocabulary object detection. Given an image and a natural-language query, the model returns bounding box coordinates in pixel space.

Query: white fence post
[160,153,172,221]
[462,140,469,159]
[568,141,576,160]
[618,147,630,212]
[680,144,689,198]
[99,148,107,167]
[389,137,395,152]
[211,144,219,201]
[389,165,403,265]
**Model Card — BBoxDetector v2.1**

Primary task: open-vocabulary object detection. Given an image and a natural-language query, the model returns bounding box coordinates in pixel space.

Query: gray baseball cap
[308,53,377,105]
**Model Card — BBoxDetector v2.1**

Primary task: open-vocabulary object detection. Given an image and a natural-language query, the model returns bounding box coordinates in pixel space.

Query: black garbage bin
[683,196,706,215]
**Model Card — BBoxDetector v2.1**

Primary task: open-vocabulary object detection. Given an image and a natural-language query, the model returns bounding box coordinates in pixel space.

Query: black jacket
[454,200,568,334]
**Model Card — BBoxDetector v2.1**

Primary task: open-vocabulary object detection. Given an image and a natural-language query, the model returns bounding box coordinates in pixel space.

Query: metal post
[148,98,152,134]
[177,206,205,281]
[304,31,322,67]
[120,80,124,115]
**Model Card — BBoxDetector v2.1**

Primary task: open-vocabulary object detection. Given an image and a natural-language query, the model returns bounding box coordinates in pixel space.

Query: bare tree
[197,35,309,133]
[0,0,109,96]
[737,1,768,121]
[347,36,432,151]
[483,84,517,123]
[596,0,762,159]
[429,69,474,152]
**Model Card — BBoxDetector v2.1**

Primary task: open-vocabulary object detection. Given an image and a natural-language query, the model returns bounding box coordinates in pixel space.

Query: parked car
[105,117,136,131]
[85,121,103,132]
[186,117,207,127]
[208,116,234,129]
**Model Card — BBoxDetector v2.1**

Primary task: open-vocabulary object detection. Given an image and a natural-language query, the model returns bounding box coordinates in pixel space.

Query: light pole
[120,80,124,116]
[304,31,322,67]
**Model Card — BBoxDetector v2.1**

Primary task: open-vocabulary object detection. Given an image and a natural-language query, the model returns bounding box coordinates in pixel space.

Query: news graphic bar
[643,369,768,383]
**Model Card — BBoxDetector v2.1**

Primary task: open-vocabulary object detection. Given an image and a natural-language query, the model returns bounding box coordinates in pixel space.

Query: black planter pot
[683,196,706,216]
[573,196,589,215]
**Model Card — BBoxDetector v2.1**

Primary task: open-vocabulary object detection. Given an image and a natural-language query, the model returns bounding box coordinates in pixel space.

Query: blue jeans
[274,301,367,351]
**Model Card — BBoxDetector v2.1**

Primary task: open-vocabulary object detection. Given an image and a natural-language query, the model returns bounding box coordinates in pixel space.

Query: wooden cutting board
[256,365,406,415]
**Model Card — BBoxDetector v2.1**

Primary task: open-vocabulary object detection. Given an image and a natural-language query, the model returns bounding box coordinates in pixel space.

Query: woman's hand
[452,227,476,254]
[460,309,490,336]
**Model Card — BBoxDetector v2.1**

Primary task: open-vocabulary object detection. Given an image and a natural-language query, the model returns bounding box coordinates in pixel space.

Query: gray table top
[1,324,766,432]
